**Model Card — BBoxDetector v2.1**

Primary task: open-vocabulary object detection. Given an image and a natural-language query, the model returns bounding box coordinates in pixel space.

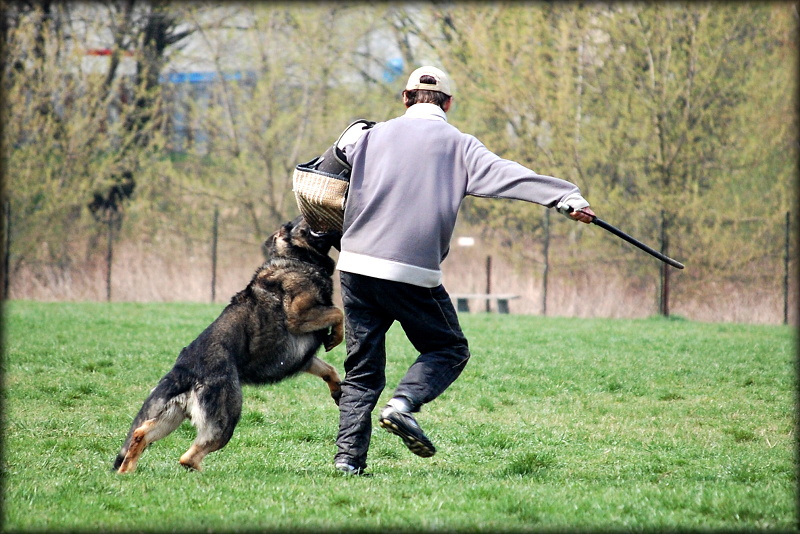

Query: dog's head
[264,216,341,263]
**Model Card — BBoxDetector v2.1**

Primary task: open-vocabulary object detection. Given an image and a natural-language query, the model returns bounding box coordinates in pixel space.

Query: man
[333,66,595,475]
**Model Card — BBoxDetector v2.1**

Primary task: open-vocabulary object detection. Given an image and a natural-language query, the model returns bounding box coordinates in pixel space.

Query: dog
[113,216,344,473]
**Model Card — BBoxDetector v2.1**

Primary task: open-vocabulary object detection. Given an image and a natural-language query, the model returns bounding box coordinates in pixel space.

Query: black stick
[592,216,685,269]
[565,207,685,269]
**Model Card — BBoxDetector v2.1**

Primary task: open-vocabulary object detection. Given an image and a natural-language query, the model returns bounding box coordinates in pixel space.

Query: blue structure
[382,57,404,83]
[160,71,253,85]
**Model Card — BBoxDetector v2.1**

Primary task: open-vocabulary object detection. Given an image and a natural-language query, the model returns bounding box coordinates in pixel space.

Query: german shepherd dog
[113,216,344,473]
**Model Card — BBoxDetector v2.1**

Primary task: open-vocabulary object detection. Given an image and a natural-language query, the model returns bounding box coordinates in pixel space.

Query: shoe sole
[379,416,436,458]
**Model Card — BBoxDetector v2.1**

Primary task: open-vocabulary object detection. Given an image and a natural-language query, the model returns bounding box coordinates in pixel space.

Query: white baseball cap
[405,66,453,96]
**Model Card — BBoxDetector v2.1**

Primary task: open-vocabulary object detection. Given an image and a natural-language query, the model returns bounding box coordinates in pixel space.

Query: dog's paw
[324,319,344,352]
[331,387,342,406]
[324,329,344,351]
[324,337,341,352]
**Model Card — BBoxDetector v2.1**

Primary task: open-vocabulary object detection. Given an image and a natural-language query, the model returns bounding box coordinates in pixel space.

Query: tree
[587,4,795,277]
[1,1,196,277]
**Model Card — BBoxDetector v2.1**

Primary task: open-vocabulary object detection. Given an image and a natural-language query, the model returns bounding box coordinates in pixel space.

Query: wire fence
[1,199,796,326]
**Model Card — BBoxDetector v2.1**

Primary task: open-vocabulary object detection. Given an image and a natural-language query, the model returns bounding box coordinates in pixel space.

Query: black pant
[334,272,470,470]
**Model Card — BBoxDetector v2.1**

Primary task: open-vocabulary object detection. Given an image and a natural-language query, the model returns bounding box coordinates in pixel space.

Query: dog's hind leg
[117,400,187,474]
[303,356,342,405]
[179,381,242,471]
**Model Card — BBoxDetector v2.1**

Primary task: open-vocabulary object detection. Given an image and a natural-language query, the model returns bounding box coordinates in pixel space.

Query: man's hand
[570,207,595,224]
[556,194,592,223]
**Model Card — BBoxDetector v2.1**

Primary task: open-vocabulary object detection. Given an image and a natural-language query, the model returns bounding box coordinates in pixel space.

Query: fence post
[485,255,492,312]
[106,215,113,302]
[784,211,790,325]
[659,210,670,317]
[3,200,10,299]
[542,208,550,316]
[211,206,219,303]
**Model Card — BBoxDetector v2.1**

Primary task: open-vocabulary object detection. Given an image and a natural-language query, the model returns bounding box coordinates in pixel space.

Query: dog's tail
[112,373,189,472]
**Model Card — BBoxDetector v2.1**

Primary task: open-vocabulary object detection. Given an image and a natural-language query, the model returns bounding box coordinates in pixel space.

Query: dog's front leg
[285,294,344,351]
[303,356,342,405]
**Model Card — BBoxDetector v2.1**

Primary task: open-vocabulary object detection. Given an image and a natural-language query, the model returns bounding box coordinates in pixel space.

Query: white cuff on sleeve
[556,193,589,216]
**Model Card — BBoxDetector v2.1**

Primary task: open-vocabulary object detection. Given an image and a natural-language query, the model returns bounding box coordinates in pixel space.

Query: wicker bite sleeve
[291,119,375,234]
[292,165,349,233]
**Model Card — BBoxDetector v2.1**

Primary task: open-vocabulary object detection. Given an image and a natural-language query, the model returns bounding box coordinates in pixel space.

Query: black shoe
[379,406,436,458]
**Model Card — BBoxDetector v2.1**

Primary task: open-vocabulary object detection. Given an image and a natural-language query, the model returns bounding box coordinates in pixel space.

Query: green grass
[2,301,796,531]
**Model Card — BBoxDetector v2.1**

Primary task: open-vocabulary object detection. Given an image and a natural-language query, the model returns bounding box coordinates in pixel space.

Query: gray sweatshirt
[337,103,588,288]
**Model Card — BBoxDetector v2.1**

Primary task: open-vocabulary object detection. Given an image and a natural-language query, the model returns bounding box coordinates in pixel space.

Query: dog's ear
[262,234,278,259]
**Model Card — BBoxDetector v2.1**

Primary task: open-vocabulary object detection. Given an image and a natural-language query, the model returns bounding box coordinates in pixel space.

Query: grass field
[2,301,796,531]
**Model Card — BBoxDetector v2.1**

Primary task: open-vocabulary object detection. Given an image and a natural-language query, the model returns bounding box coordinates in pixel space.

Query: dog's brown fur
[113,216,343,473]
